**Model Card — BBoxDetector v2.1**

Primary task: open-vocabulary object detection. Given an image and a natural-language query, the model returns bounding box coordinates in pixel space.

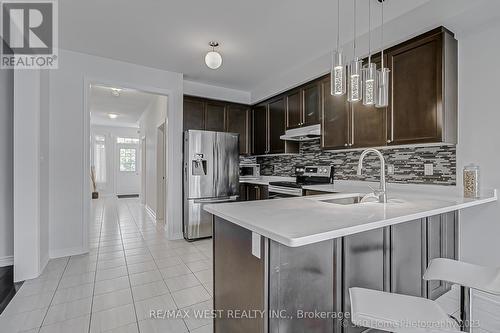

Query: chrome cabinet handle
[387,139,392,143]
[344,143,348,147]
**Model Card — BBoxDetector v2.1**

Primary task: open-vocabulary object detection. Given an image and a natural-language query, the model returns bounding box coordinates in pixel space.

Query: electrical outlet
[387,164,395,175]
[424,163,434,176]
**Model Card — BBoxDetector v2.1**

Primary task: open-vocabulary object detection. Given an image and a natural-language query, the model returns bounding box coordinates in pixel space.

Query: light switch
[424,163,434,176]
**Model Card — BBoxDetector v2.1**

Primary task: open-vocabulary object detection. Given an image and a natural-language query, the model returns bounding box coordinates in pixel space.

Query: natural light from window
[119,148,137,172]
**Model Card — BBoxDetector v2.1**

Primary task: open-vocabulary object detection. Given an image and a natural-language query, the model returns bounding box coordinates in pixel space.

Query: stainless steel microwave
[239,164,260,179]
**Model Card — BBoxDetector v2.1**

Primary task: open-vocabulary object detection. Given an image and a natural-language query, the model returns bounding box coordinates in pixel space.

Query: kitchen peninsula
[205,185,497,333]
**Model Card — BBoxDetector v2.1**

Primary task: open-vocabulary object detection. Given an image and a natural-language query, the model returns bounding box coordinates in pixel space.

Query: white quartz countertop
[239,176,295,186]
[205,183,497,247]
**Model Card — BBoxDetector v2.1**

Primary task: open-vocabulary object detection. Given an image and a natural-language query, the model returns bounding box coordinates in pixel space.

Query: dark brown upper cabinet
[302,82,321,126]
[268,97,286,154]
[350,56,388,149]
[226,104,252,155]
[286,90,302,129]
[386,27,457,145]
[320,77,349,150]
[252,104,268,155]
[205,102,226,132]
[183,98,205,131]
[252,100,299,155]
[183,96,252,155]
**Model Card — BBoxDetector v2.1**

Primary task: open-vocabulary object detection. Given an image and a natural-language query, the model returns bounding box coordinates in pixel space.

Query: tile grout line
[123,198,191,331]
[116,199,143,332]
[36,240,72,331]
[87,198,105,333]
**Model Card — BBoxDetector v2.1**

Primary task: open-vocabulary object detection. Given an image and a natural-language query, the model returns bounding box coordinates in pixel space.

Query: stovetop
[268,165,334,189]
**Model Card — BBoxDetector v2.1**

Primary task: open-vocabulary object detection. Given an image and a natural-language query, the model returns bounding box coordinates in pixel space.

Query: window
[117,137,140,144]
[94,135,106,183]
[119,148,137,172]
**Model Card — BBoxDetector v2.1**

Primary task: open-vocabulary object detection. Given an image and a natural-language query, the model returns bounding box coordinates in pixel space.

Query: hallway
[0,198,213,333]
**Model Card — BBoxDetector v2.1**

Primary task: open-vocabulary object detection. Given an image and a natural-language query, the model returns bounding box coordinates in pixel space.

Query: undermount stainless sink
[319,196,365,205]
[319,195,404,206]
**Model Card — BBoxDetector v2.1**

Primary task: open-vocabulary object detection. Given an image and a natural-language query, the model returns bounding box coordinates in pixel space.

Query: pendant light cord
[353,0,357,58]
[381,0,385,69]
[336,0,340,51]
[368,0,372,64]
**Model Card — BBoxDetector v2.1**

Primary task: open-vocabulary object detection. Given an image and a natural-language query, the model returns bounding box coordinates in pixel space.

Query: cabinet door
[286,90,302,129]
[205,102,226,132]
[252,105,268,155]
[387,33,443,145]
[183,98,205,131]
[302,82,320,126]
[320,77,349,150]
[238,184,248,201]
[343,228,389,333]
[268,97,286,154]
[226,104,251,155]
[426,212,457,300]
[391,220,426,297]
[350,58,387,148]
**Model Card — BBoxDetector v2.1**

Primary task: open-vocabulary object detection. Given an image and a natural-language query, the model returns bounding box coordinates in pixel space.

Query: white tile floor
[0,198,214,333]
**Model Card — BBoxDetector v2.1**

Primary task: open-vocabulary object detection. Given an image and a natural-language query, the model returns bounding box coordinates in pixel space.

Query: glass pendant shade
[205,51,222,69]
[376,68,390,108]
[331,51,346,96]
[363,62,378,106]
[348,57,363,102]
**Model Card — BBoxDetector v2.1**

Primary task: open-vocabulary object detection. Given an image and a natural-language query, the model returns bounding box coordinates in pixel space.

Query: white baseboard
[145,205,156,220]
[49,246,88,259]
[169,232,184,240]
[0,255,14,267]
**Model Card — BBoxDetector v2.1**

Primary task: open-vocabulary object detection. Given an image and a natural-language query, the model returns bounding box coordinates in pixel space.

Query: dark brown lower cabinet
[214,212,458,333]
[245,184,268,201]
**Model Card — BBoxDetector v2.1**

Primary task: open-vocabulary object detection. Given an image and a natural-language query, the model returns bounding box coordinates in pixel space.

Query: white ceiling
[60,0,433,92]
[89,85,159,128]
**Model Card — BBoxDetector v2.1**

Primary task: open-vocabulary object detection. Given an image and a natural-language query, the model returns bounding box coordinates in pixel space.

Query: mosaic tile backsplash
[240,139,456,185]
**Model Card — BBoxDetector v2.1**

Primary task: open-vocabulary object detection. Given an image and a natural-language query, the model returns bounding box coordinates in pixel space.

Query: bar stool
[349,258,500,333]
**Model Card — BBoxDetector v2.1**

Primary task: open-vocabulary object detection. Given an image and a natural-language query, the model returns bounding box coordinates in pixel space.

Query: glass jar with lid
[463,164,480,198]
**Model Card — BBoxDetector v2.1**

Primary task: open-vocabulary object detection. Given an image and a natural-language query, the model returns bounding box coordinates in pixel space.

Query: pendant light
[363,0,377,106]
[331,0,346,96]
[205,41,222,70]
[348,0,363,102]
[376,0,390,108]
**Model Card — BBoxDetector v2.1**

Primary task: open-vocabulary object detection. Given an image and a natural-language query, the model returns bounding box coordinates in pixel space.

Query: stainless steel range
[268,165,333,198]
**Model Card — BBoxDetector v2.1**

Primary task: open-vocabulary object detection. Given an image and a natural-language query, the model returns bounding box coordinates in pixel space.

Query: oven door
[268,185,303,198]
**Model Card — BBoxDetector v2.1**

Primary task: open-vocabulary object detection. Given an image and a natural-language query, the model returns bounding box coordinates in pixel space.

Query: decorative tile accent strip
[240,139,456,185]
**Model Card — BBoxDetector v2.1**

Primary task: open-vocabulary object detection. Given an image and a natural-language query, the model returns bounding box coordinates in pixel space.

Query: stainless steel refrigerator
[183,130,239,240]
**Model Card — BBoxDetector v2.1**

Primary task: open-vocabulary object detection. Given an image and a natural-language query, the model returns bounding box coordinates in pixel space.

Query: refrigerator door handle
[194,196,239,204]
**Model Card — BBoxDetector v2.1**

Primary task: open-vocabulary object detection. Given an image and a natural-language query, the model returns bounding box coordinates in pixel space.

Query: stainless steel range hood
[280,124,320,141]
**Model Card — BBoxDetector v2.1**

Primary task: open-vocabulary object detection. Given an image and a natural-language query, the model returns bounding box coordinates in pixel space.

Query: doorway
[156,122,166,222]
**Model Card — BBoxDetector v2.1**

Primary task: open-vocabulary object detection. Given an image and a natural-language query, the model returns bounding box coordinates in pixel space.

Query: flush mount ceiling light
[107,113,119,119]
[110,88,122,97]
[205,41,222,70]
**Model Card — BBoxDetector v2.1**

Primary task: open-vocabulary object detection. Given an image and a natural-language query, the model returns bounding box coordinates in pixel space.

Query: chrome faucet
[357,148,387,203]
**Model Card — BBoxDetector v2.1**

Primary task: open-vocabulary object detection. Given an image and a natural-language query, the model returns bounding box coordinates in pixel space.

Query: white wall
[48,49,183,258]
[138,96,167,219]
[90,125,140,196]
[184,80,251,104]
[0,67,14,267]
[13,70,50,281]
